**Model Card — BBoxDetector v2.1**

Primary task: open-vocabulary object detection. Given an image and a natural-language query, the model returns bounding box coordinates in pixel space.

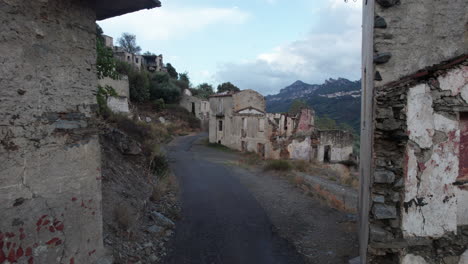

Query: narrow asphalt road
[163,133,305,264]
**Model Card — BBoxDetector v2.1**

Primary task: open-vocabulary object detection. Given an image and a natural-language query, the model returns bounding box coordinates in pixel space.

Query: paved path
[163,134,305,264]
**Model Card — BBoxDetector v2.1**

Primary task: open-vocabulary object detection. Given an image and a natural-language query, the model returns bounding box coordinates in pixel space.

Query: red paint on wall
[16,247,24,258]
[20,233,26,240]
[25,247,32,257]
[0,242,3,249]
[7,248,16,262]
[71,197,77,202]
[0,249,5,263]
[55,223,64,231]
[70,257,75,264]
[88,249,96,256]
[49,226,55,233]
[46,237,61,246]
[28,257,34,264]
[459,112,468,181]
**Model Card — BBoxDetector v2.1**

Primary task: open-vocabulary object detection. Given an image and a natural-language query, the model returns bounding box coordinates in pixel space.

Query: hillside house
[0,1,160,263]
[208,90,354,163]
[143,54,166,72]
[359,0,468,263]
[180,89,210,129]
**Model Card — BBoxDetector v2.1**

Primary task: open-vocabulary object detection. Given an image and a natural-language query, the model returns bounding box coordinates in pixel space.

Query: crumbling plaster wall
[98,76,130,98]
[367,0,468,261]
[0,1,104,263]
[374,0,468,86]
[107,96,130,114]
[209,96,233,144]
[317,130,354,163]
[232,89,265,112]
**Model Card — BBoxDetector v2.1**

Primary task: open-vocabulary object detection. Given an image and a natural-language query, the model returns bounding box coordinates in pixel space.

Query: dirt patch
[100,130,180,264]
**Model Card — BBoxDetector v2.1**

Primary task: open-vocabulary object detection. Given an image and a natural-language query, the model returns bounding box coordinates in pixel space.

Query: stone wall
[364,0,468,262]
[107,97,130,114]
[0,1,105,263]
[209,91,353,163]
[98,76,130,98]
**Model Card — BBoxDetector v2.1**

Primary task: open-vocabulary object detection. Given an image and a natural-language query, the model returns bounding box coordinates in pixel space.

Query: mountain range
[265,78,361,133]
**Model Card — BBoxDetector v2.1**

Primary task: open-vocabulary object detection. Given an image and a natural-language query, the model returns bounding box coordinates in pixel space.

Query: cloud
[214,0,362,95]
[98,6,250,42]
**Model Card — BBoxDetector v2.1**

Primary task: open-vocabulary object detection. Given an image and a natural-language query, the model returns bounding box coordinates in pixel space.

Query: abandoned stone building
[208,90,354,163]
[180,89,210,129]
[359,0,468,263]
[142,54,166,72]
[0,0,160,263]
[102,34,166,73]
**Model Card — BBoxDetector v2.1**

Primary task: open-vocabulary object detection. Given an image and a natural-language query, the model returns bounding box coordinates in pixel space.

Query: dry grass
[240,152,262,166]
[291,160,310,173]
[264,160,292,171]
[114,205,136,231]
[292,175,306,186]
[150,173,178,203]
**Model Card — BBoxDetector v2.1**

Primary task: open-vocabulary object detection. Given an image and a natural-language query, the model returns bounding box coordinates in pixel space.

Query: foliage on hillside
[266,79,361,133]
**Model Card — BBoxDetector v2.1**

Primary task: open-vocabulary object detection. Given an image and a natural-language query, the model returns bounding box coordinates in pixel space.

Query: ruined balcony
[96,0,162,20]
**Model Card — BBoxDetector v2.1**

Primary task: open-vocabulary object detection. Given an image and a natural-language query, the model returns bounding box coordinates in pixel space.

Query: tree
[179,72,190,84]
[143,51,156,56]
[129,71,150,102]
[217,82,240,93]
[288,99,309,116]
[316,115,339,130]
[117,33,141,54]
[194,83,214,99]
[96,24,118,79]
[166,63,178,79]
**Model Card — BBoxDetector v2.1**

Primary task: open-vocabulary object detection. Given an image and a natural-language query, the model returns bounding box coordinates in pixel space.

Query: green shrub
[264,160,292,171]
[150,153,169,177]
[129,70,150,103]
[96,85,118,117]
[165,105,200,129]
[152,98,165,112]
[292,160,310,172]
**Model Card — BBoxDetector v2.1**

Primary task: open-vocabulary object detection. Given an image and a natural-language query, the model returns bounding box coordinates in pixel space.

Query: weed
[292,160,310,172]
[204,139,233,152]
[264,160,292,171]
[150,153,169,177]
[114,205,135,231]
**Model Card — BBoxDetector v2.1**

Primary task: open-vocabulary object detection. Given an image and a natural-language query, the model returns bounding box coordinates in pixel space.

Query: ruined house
[180,89,210,129]
[208,90,354,162]
[142,54,166,72]
[360,0,468,263]
[0,0,160,263]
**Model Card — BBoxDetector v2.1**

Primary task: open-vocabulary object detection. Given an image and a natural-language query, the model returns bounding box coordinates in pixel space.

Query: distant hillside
[266,78,361,133]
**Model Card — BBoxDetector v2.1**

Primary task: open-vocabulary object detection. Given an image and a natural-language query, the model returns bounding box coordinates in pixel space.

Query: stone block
[373,204,397,219]
[374,52,392,64]
[374,16,387,28]
[374,170,395,183]
[370,224,393,242]
[376,0,400,8]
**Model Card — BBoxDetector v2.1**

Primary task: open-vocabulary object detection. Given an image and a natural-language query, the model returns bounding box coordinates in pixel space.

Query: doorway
[324,145,331,163]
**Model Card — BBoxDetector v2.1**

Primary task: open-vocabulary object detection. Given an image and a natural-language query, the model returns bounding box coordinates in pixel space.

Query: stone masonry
[0,0,159,263]
[360,0,468,263]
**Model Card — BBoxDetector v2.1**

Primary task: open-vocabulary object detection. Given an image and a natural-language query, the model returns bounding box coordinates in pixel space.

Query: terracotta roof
[96,0,161,20]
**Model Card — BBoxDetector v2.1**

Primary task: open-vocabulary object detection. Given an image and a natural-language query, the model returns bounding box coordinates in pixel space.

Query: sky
[98,0,362,95]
